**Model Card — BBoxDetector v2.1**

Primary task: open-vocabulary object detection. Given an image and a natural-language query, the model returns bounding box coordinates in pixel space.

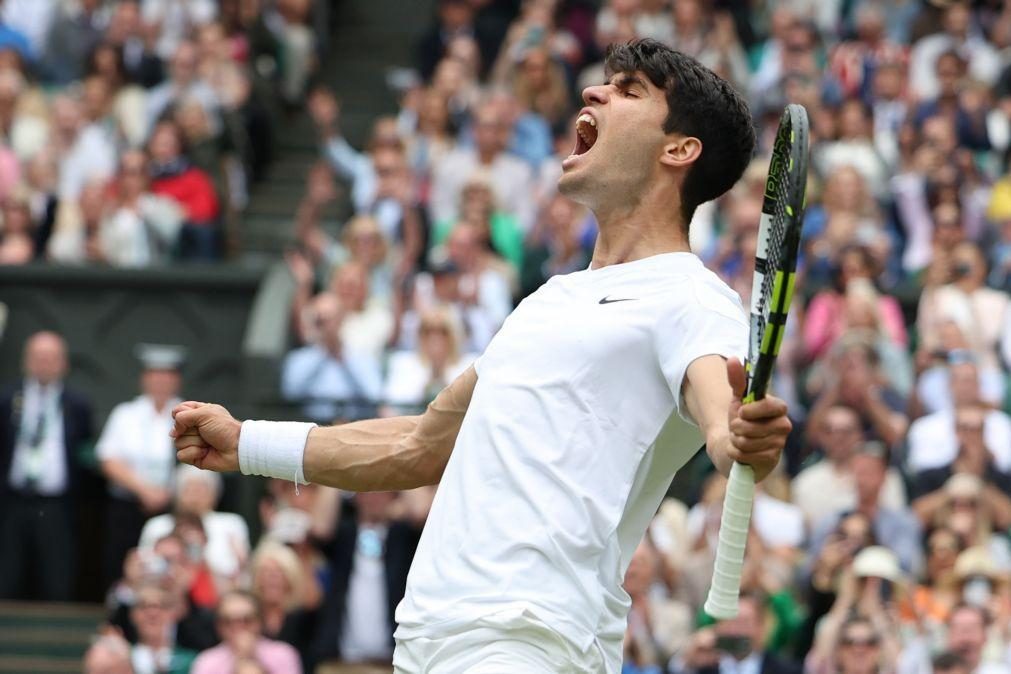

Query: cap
[852,545,903,583]
[135,343,187,371]
[945,473,983,500]
[954,546,1001,580]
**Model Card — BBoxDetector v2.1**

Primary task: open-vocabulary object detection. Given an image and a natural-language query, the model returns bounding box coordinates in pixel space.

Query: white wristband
[238,420,316,485]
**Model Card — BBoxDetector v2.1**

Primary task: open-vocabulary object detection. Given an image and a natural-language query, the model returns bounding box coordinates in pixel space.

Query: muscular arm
[682,355,791,482]
[173,366,477,492]
[303,365,476,490]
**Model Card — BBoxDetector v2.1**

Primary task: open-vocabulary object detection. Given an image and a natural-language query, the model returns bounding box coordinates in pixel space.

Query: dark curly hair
[604,39,756,229]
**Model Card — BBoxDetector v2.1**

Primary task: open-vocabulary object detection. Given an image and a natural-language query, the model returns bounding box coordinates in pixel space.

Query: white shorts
[392,611,613,673]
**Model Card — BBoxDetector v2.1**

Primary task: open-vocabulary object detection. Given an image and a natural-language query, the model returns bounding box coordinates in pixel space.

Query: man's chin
[557,167,591,203]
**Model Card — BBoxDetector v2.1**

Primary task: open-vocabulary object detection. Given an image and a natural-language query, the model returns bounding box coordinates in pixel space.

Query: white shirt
[792,461,907,527]
[280,344,383,422]
[96,395,180,498]
[394,252,748,666]
[340,525,394,662]
[8,379,67,495]
[429,149,536,231]
[906,409,1011,473]
[383,351,475,409]
[138,512,250,577]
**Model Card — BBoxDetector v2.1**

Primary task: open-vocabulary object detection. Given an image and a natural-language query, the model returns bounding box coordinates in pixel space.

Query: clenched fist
[725,357,791,481]
[170,401,242,473]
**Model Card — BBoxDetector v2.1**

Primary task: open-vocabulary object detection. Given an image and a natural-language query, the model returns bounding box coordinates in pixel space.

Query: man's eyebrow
[606,73,649,91]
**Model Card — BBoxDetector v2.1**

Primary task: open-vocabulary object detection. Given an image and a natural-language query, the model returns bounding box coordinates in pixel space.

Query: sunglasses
[841,635,879,647]
[218,613,257,627]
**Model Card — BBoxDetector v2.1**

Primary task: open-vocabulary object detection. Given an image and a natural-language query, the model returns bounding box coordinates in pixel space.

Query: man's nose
[581,84,609,106]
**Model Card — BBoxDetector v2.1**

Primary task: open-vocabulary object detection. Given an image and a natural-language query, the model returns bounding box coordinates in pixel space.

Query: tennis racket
[703,104,809,620]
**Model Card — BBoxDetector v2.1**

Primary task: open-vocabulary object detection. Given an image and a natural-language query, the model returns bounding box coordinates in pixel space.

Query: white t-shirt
[393,252,748,665]
[138,512,250,577]
[96,395,180,499]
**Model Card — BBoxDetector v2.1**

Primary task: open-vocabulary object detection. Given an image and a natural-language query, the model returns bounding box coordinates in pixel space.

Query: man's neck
[590,210,689,268]
[588,183,691,268]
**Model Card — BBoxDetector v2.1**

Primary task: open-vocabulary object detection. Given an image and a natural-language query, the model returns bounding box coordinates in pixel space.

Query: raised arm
[682,355,791,482]
[172,366,477,492]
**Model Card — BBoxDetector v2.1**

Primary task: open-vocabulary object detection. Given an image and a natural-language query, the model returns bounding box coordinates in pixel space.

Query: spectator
[906,361,1011,474]
[808,547,907,674]
[382,305,476,415]
[139,464,250,581]
[107,535,219,652]
[147,119,221,259]
[311,491,420,671]
[104,0,164,89]
[520,192,591,298]
[146,39,219,133]
[793,407,906,527]
[102,149,185,266]
[899,603,1011,674]
[899,527,965,641]
[39,0,104,85]
[50,93,117,202]
[622,538,692,670]
[802,244,908,361]
[84,634,136,674]
[911,474,1011,571]
[917,241,1011,374]
[806,442,922,576]
[97,344,185,589]
[430,99,537,232]
[128,582,199,674]
[445,175,525,269]
[0,331,93,601]
[812,615,898,674]
[281,292,383,422]
[673,591,801,674]
[191,590,302,674]
[268,0,316,105]
[914,324,1005,415]
[805,338,909,448]
[250,541,319,669]
[908,2,1000,101]
[142,0,217,62]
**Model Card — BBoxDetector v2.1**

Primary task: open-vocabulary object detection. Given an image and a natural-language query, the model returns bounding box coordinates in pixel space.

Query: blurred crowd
[0,0,324,265]
[4,0,1011,673]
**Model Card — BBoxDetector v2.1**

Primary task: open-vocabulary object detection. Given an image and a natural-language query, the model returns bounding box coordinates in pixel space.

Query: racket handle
[703,461,756,619]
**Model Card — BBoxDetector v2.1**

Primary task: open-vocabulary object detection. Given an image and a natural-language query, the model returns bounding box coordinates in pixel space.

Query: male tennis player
[172,40,791,672]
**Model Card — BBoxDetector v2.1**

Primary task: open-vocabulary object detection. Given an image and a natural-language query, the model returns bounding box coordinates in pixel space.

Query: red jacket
[151,167,220,224]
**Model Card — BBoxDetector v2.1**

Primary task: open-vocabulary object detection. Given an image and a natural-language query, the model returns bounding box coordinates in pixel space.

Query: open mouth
[573,113,598,156]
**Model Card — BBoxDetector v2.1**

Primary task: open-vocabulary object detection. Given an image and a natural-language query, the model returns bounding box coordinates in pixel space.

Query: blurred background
[2,0,1011,673]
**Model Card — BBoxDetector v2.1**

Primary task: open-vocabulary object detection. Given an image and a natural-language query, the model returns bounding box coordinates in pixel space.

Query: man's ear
[660,135,702,169]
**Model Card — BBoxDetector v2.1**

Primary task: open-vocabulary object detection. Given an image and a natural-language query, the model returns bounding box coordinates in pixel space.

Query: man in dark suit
[0,330,94,600]
[674,592,803,674]
[310,491,421,672]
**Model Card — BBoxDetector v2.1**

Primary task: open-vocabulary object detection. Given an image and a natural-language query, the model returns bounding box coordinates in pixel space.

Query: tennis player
[172,40,792,673]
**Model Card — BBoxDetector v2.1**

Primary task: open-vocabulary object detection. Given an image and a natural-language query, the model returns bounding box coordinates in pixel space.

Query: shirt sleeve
[655,279,748,424]
[95,405,128,460]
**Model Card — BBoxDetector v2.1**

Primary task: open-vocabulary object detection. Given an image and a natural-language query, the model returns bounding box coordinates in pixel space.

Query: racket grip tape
[703,461,756,619]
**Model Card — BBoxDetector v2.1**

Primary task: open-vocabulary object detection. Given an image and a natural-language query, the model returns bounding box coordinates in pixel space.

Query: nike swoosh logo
[599,296,638,304]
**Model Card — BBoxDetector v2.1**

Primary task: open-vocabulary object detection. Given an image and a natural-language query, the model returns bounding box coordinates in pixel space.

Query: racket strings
[754,137,793,334]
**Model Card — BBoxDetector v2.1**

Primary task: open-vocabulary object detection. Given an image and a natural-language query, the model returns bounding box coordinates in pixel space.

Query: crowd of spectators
[0,0,323,265]
[5,0,1011,673]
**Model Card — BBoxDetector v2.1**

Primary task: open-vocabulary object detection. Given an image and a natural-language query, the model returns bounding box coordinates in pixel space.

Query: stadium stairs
[0,601,105,674]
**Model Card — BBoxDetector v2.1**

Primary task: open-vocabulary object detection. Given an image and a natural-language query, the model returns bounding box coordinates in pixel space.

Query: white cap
[852,545,903,583]
[135,343,187,371]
